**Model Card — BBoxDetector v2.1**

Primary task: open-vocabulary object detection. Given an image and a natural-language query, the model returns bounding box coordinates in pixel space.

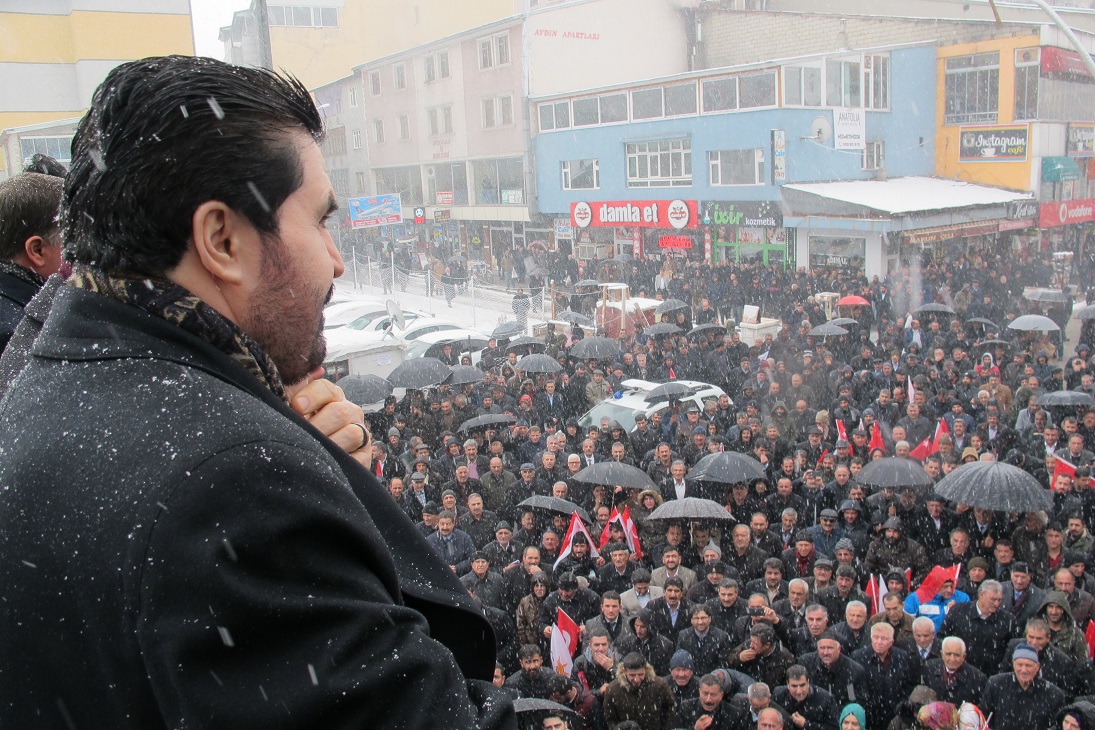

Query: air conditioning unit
[426,165,436,177]
[1016,47,1041,66]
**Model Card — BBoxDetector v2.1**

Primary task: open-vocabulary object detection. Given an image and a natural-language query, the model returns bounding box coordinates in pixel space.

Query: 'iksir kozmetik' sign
[571,200,698,229]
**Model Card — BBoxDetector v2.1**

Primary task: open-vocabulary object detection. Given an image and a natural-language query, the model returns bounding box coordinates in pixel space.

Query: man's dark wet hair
[63,55,323,278]
[0,173,64,260]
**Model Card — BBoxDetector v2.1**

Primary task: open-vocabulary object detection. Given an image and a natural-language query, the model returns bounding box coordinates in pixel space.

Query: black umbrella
[573,461,657,490]
[1008,314,1060,332]
[1025,288,1071,303]
[644,382,693,402]
[558,311,595,327]
[964,317,998,329]
[492,321,525,339]
[853,457,934,490]
[516,495,592,525]
[829,317,859,327]
[644,322,681,336]
[971,338,1012,357]
[337,373,393,405]
[655,299,689,315]
[914,302,956,315]
[387,357,451,389]
[506,336,547,353]
[647,497,735,521]
[689,323,727,337]
[1038,390,1095,407]
[808,323,848,337]
[1073,304,1095,321]
[512,698,576,730]
[935,460,1053,512]
[569,336,620,360]
[688,452,767,485]
[457,413,516,433]
[446,365,485,386]
[516,353,563,373]
[575,279,601,288]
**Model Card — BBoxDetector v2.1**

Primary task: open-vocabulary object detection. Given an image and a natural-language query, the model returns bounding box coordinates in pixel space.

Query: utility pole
[254,0,274,71]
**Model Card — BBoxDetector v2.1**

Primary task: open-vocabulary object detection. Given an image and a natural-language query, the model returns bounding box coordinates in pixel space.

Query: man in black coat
[980,643,1066,730]
[772,665,840,730]
[940,580,1017,677]
[850,623,918,730]
[798,633,865,707]
[0,57,513,730]
[921,636,987,707]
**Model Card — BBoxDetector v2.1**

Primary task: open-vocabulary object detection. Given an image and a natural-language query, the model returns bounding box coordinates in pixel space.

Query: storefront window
[808,235,865,272]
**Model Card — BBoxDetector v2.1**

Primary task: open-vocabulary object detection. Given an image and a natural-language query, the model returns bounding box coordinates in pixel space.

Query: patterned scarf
[0,260,46,289]
[67,266,285,400]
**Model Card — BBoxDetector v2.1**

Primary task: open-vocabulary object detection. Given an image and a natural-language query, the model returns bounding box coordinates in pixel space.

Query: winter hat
[840,703,867,730]
[1012,643,1040,664]
[670,650,694,670]
[835,538,855,552]
[967,557,991,573]
[704,541,723,558]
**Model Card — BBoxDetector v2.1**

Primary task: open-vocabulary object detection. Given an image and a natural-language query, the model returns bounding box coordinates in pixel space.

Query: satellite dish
[808,116,833,143]
[385,299,407,336]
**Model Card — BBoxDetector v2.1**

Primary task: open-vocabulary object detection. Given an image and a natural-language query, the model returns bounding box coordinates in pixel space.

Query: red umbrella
[836,295,869,307]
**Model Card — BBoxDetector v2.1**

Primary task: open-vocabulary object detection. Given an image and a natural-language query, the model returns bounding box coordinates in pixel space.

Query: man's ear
[22,235,54,268]
[190,200,249,286]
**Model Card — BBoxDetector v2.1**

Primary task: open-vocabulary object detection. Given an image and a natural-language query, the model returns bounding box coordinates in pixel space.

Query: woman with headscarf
[840,703,867,730]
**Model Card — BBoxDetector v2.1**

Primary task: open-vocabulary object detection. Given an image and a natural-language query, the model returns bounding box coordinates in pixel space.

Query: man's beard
[244,234,333,386]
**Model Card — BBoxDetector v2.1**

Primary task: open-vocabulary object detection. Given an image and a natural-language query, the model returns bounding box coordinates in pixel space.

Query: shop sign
[435,191,454,206]
[1068,124,1095,157]
[704,228,712,263]
[554,218,573,239]
[771,130,787,183]
[903,221,999,244]
[701,200,782,228]
[501,189,524,205]
[632,228,641,258]
[571,199,698,229]
[1041,46,1095,77]
[959,124,1028,162]
[433,209,451,220]
[659,235,693,249]
[1007,200,1039,220]
[834,108,866,151]
[999,218,1034,232]
[1039,198,1095,228]
[348,193,402,228]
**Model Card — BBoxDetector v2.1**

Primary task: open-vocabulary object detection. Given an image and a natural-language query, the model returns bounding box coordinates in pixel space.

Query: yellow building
[0,1,194,175]
[219,0,520,92]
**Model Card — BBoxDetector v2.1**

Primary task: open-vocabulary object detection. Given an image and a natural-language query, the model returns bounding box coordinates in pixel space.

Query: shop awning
[904,221,1001,244]
[1042,156,1082,183]
[782,176,1034,217]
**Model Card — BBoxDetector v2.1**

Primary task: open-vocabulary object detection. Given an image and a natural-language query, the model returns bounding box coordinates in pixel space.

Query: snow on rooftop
[783,176,1033,215]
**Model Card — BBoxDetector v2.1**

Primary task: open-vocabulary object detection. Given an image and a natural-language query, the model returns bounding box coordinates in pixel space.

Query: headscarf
[917,702,959,730]
[840,703,867,730]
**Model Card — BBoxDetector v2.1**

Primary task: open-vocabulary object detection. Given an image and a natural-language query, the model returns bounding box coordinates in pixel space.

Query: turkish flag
[915,564,962,603]
[555,512,600,569]
[869,423,885,453]
[551,609,581,676]
[1053,456,1077,491]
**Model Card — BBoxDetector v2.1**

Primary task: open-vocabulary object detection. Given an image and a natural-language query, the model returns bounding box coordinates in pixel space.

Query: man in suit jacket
[650,546,698,592]
[648,578,693,639]
[619,569,665,621]
[896,616,943,664]
[920,636,987,707]
[999,561,1046,627]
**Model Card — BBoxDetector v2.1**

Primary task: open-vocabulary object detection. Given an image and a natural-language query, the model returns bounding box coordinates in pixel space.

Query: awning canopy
[1042,156,1082,183]
[782,176,1034,218]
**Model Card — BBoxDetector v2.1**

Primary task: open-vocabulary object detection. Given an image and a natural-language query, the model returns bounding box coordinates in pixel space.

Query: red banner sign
[1040,198,1095,228]
[659,235,693,249]
[571,200,698,229]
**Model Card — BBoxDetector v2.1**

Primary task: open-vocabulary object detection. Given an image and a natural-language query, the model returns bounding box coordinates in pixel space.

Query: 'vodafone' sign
[1040,198,1095,228]
[570,200,698,229]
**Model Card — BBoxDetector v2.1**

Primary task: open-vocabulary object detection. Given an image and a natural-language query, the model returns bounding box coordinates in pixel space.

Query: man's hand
[593,651,614,670]
[695,716,714,730]
[544,626,553,639]
[287,370,372,468]
[738,648,757,662]
[792,711,807,728]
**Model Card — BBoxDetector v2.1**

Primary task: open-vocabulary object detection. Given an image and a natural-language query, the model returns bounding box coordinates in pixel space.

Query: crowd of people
[358,246,1095,730]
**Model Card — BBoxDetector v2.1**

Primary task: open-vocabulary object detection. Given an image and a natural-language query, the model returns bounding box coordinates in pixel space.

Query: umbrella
[570,336,620,360]
[515,353,563,373]
[337,374,392,405]
[971,338,1013,357]
[644,322,681,336]
[492,321,524,338]
[506,336,547,353]
[935,460,1053,512]
[688,452,767,485]
[516,495,591,525]
[574,279,601,288]
[457,413,516,433]
[808,323,848,337]
[446,365,485,386]
[1073,304,1095,321]
[387,357,451,389]
[836,295,869,307]
[1008,314,1060,332]
[557,311,595,327]
[964,317,997,329]
[512,698,576,729]
[655,299,689,314]
[572,461,657,491]
[830,317,859,327]
[689,323,728,337]
[914,302,957,315]
[644,382,693,402]
[647,497,735,521]
[1025,288,1071,303]
[853,457,935,490]
[1037,390,1095,407]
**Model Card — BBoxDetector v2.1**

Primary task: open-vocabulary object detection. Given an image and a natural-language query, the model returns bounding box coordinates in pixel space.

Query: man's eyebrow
[324,193,338,216]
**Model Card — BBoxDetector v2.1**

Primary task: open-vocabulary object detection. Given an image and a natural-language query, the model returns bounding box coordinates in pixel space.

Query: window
[631,88,663,120]
[499,95,513,126]
[561,159,599,190]
[368,72,380,96]
[438,52,449,79]
[863,141,884,171]
[739,71,777,108]
[626,138,692,188]
[783,64,823,106]
[571,94,627,127]
[19,135,73,166]
[944,52,999,125]
[267,5,338,27]
[330,168,350,197]
[479,33,511,69]
[352,129,362,149]
[482,98,496,128]
[426,162,469,205]
[702,77,738,112]
[474,158,524,204]
[350,85,360,106]
[372,119,384,144]
[826,58,862,107]
[316,7,338,27]
[482,95,513,129]
[664,83,697,116]
[394,63,406,90]
[321,127,346,156]
[572,98,600,126]
[539,101,570,131]
[428,105,454,136]
[398,114,410,140]
[1015,50,1039,121]
[356,171,367,193]
[374,166,424,205]
[709,149,764,185]
[424,56,435,83]
[864,54,889,110]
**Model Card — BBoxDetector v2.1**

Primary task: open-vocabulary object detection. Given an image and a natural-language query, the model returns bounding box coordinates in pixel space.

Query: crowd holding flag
[555,512,601,569]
